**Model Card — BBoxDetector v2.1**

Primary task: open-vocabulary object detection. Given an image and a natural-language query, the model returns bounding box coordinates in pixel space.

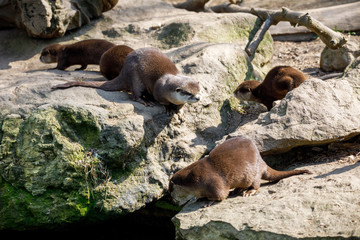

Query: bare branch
[211,4,347,56]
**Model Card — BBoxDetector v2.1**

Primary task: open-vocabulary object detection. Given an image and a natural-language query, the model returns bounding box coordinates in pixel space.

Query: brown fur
[51,47,201,113]
[100,45,134,80]
[40,39,115,70]
[169,136,311,205]
[233,66,307,110]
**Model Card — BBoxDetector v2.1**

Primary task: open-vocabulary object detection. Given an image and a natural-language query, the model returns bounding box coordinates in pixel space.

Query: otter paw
[242,189,257,197]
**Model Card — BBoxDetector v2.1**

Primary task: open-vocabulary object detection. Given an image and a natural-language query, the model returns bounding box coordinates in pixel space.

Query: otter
[40,39,115,70]
[100,45,134,80]
[169,136,311,206]
[51,47,201,114]
[233,66,307,110]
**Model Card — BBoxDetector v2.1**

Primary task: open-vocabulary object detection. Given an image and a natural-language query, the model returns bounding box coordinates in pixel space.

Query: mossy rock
[158,22,196,49]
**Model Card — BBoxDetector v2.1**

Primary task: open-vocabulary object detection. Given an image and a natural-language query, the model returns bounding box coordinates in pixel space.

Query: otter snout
[190,94,201,103]
[40,54,57,64]
[169,183,196,206]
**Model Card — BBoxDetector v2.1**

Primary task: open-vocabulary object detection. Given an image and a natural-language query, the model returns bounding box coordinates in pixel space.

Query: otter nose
[194,94,201,102]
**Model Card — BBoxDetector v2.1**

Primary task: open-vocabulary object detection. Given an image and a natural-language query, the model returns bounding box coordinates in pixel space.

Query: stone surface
[320,37,360,72]
[0,0,273,230]
[0,0,118,38]
[226,58,360,156]
[1,0,359,237]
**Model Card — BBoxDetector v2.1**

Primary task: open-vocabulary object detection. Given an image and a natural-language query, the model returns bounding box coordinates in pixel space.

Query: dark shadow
[315,160,360,179]
[25,68,103,79]
[189,99,266,157]
[0,195,176,240]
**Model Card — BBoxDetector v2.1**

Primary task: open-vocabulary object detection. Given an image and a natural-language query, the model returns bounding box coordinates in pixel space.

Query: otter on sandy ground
[100,45,135,80]
[169,136,311,206]
[40,39,115,71]
[51,47,201,114]
[233,66,307,110]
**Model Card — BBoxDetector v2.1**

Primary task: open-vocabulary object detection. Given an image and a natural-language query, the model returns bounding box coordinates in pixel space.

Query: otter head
[233,80,261,102]
[169,179,196,206]
[40,44,61,63]
[168,75,201,105]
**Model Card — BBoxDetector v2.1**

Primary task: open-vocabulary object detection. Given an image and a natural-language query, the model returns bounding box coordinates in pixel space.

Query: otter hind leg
[75,64,87,71]
[242,179,261,197]
[231,178,261,197]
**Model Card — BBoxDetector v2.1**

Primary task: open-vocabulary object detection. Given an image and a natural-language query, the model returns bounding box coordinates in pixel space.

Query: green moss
[198,23,251,44]
[57,106,101,149]
[0,106,110,230]
[0,181,94,230]
[0,114,22,159]
[158,23,195,49]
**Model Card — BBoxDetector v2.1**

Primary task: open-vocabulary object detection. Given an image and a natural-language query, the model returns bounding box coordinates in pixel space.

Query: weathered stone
[227,57,360,155]
[0,0,118,38]
[320,37,360,72]
[0,0,273,230]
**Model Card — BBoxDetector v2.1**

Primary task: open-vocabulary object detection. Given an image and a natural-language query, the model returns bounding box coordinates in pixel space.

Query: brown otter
[233,66,307,110]
[100,45,135,80]
[51,47,201,113]
[40,39,115,70]
[169,136,311,206]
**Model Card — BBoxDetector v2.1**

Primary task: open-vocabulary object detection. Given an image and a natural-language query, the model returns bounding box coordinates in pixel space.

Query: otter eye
[176,88,181,93]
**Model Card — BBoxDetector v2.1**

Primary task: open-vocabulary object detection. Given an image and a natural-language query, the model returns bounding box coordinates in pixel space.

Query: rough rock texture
[173,58,360,239]
[226,57,360,156]
[320,37,360,72]
[0,0,118,38]
[0,0,273,230]
[1,0,359,237]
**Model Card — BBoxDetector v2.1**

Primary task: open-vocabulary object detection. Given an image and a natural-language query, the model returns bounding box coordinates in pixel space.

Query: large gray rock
[0,0,118,38]
[227,57,360,156]
[0,0,273,230]
[320,37,360,72]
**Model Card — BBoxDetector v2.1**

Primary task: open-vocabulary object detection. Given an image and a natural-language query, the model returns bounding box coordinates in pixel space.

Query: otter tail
[262,166,312,182]
[51,78,126,92]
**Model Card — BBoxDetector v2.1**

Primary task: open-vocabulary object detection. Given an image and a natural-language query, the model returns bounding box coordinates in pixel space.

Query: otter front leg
[164,104,182,115]
[56,57,68,70]
[133,96,156,107]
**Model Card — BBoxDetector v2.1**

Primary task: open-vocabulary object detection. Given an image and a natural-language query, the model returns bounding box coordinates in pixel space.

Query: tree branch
[210,4,347,56]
